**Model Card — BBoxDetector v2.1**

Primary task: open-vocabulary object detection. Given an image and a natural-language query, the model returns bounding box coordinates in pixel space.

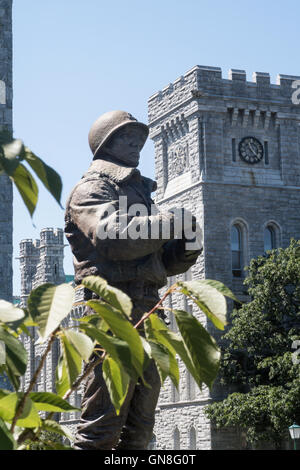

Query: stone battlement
[19,239,40,256]
[148,65,300,124]
[40,227,64,245]
[19,229,64,256]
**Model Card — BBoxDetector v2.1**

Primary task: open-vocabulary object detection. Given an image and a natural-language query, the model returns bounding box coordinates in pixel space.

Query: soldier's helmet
[88,110,149,159]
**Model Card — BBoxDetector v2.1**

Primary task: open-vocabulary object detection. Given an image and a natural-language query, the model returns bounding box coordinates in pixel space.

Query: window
[186,370,195,401]
[75,391,82,419]
[183,270,192,314]
[232,138,236,162]
[189,427,196,450]
[173,428,180,450]
[264,141,269,165]
[264,225,276,252]
[172,383,180,403]
[231,224,242,277]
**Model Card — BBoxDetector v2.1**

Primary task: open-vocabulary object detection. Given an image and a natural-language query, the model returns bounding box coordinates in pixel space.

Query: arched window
[264,225,276,252]
[231,224,242,277]
[186,370,195,401]
[172,382,180,403]
[173,427,180,450]
[189,426,197,450]
[183,270,193,314]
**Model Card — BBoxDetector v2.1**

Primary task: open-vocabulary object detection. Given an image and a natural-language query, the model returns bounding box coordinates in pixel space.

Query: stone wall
[149,65,300,449]
[19,229,85,435]
[0,0,13,302]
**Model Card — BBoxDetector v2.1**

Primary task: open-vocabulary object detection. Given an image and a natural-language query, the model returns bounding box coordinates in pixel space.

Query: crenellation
[228,69,246,81]
[149,66,300,129]
[276,73,300,87]
[40,227,64,245]
[150,63,300,449]
[252,71,271,87]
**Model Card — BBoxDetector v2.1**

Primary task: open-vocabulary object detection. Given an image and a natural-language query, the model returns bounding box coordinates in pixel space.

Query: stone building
[0,0,13,303]
[19,228,83,432]
[17,65,300,449]
[148,65,300,449]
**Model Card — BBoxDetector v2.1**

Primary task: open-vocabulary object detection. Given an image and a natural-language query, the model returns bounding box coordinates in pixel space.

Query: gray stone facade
[19,228,66,308]
[19,228,83,433]
[148,65,300,449]
[0,0,13,302]
[17,65,300,449]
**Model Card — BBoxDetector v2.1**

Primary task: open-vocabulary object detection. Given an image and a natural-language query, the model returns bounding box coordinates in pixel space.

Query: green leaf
[55,355,69,397]
[0,327,27,377]
[0,393,41,428]
[197,279,240,303]
[22,147,63,207]
[82,276,132,318]
[29,392,80,412]
[3,138,23,159]
[87,300,144,378]
[144,314,200,387]
[10,163,38,217]
[0,341,5,365]
[178,280,227,330]
[173,309,221,389]
[102,356,130,415]
[27,283,75,341]
[139,336,152,373]
[22,310,38,328]
[64,329,94,362]
[144,317,179,388]
[0,389,10,399]
[157,328,201,389]
[79,324,138,380]
[16,398,41,428]
[295,246,300,260]
[5,365,21,391]
[145,314,176,356]
[0,418,16,450]
[146,339,179,388]
[41,419,74,441]
[0,392,18,421]
[18,323,32,337]
[0,300,25,323]
[78,313,109,331]
[0,139,24,175]
[61,334,82,386]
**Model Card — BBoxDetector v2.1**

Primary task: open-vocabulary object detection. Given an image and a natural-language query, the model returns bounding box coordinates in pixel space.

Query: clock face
[238,136,264,164]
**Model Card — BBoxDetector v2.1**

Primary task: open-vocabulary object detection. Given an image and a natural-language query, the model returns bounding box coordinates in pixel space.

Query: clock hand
[249,142,258,157]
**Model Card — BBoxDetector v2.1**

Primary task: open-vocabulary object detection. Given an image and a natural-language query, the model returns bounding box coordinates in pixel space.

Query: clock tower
[148,65,300,449]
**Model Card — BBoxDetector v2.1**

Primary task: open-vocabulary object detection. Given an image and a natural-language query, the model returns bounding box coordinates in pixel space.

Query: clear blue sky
[12,0,300,294]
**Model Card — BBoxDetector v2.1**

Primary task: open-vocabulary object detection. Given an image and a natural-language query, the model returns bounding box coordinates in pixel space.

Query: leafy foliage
[0,273,231,448]
[0,132,62,217]
[205,240,300,448]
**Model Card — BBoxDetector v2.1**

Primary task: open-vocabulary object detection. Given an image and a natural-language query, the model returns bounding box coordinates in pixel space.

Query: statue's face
[103,125,145,167]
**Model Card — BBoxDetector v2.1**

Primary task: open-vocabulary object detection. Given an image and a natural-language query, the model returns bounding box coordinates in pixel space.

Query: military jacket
[65,158,198,289]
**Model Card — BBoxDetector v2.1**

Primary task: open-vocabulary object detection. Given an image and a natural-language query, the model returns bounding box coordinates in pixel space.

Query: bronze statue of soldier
[64,110,201,450]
